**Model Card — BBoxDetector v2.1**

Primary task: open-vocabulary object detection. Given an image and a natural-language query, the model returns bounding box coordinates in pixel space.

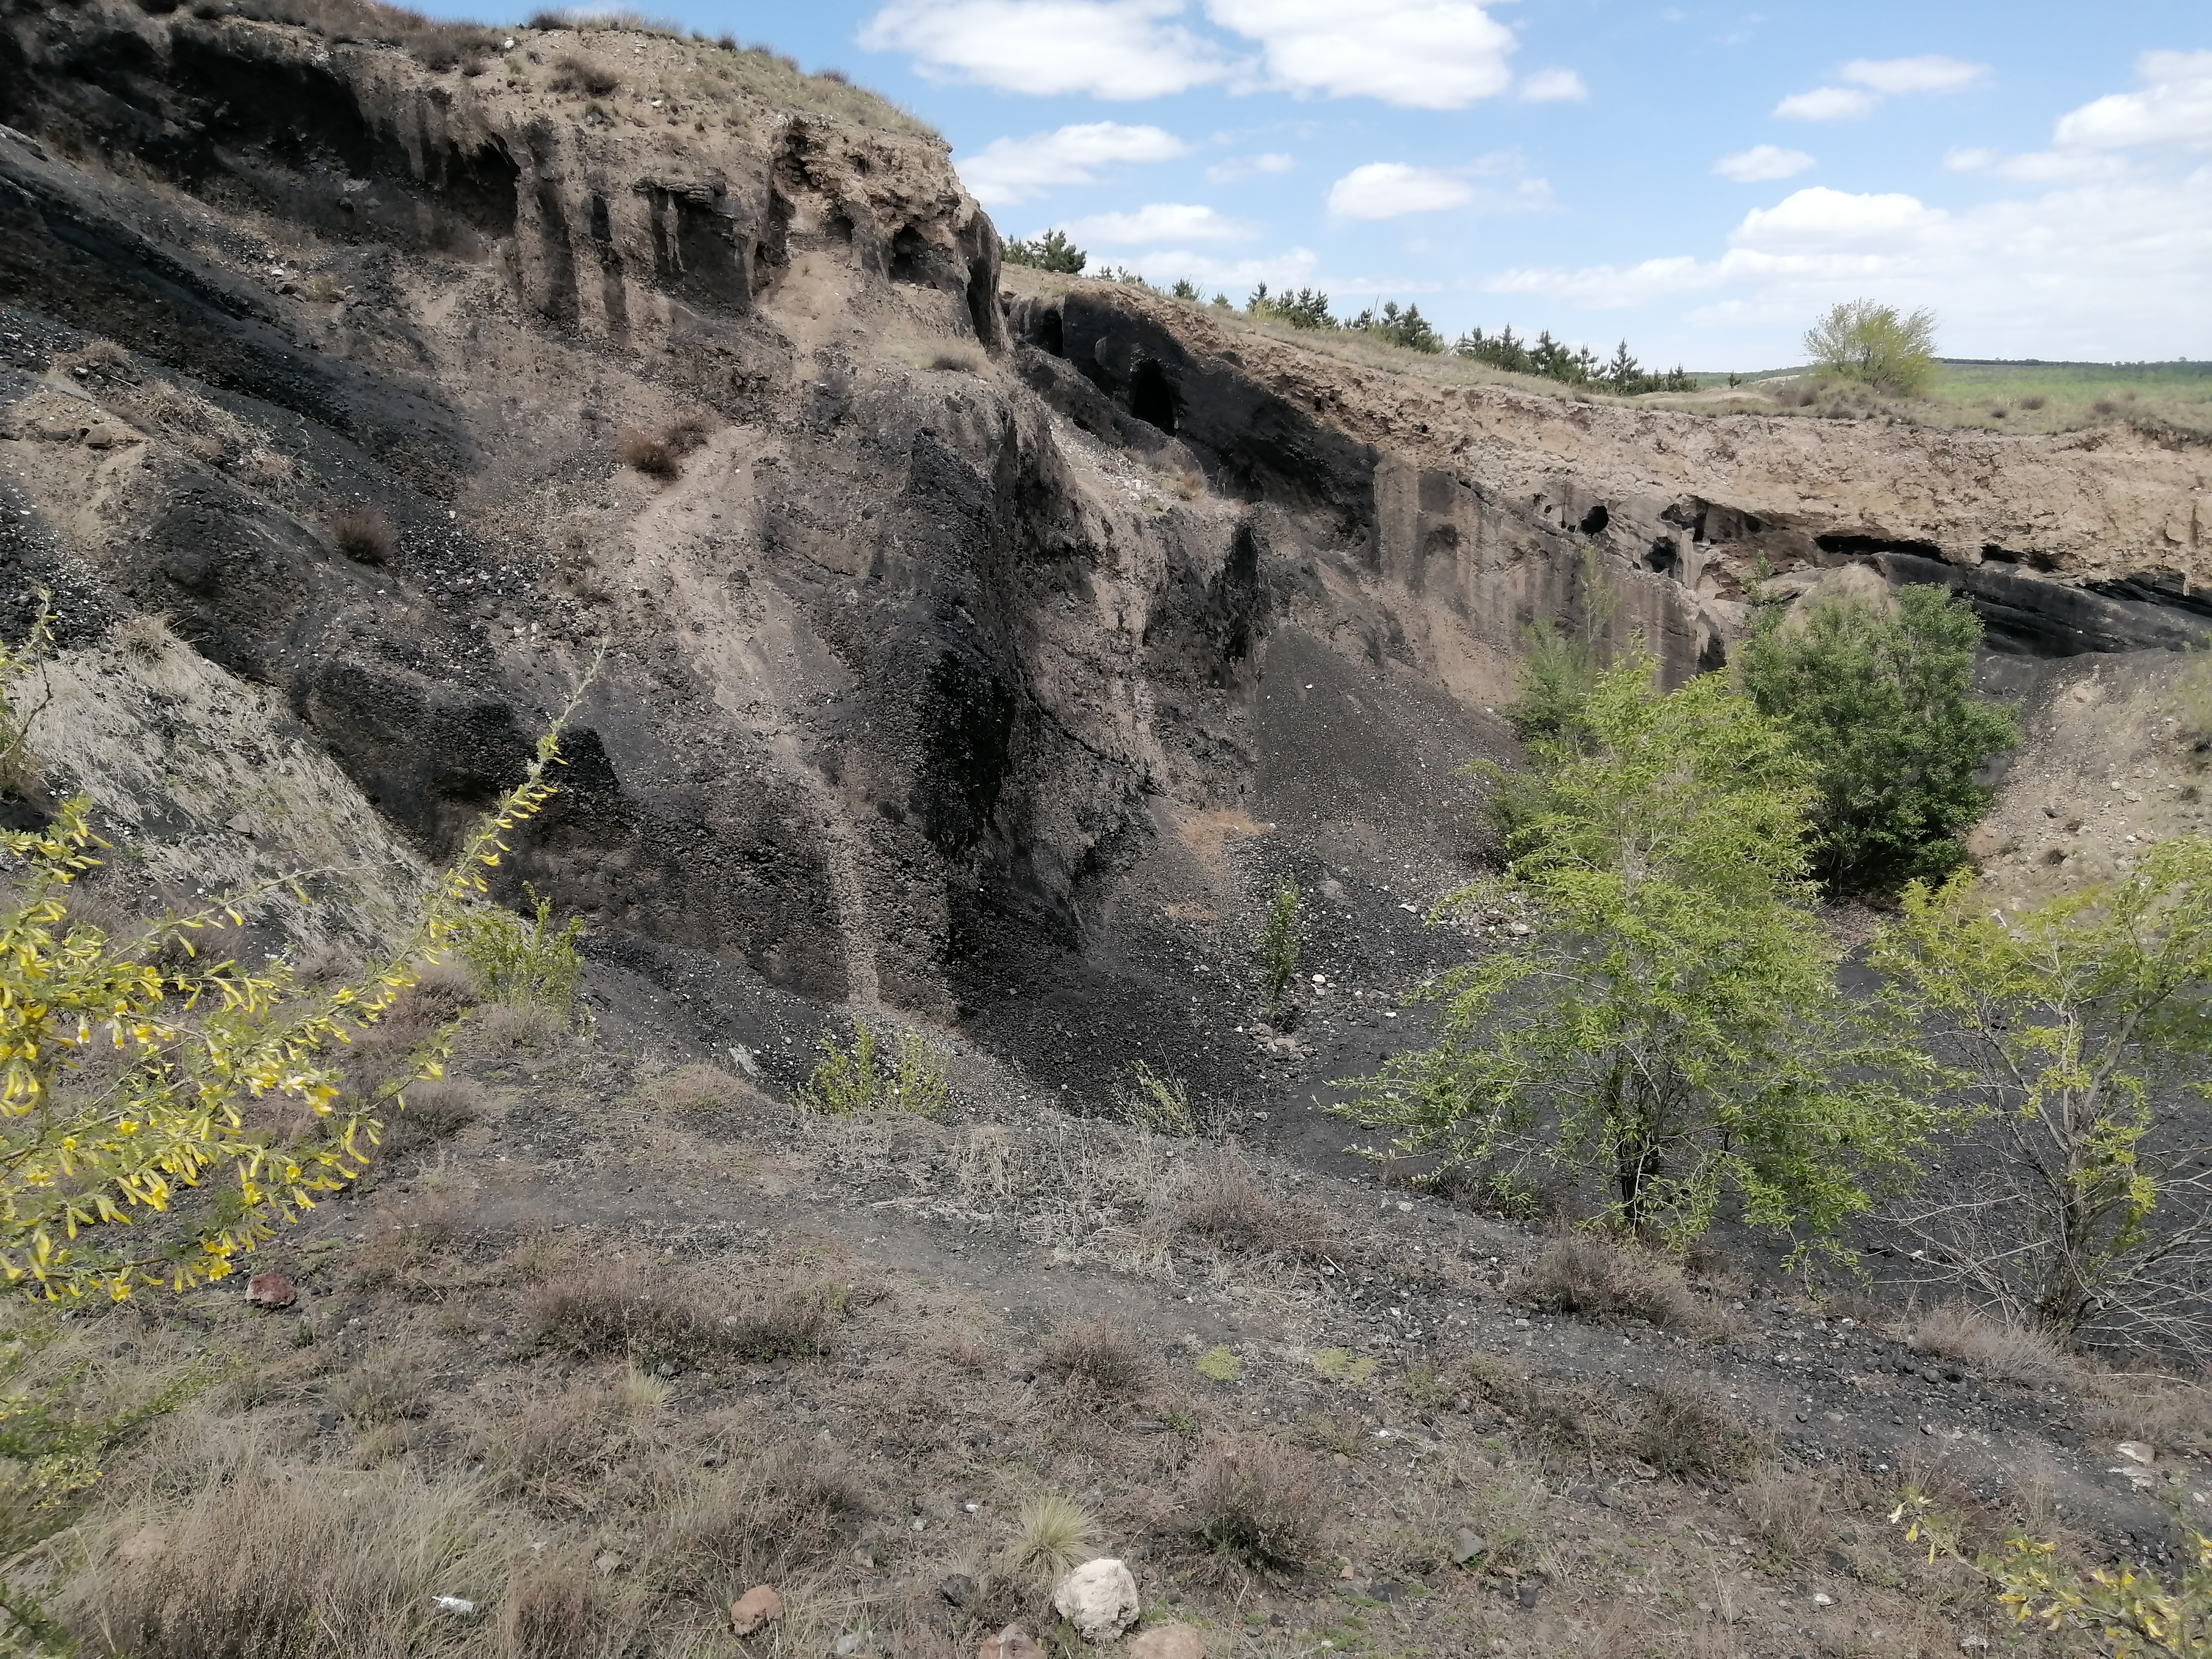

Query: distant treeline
[1003,231,1694,396]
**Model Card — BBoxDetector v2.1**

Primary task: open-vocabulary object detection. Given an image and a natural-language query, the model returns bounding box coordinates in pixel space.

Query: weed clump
[1632,1380,1764,1479]
[1039,1318,1151,1411]
[1525,1234,1719,1336]
[794,1020,950,1117]
[1260,878,1300,1015]
[329,505,396,564]
[1183,1437,1326,1574]
[616,419,709,482]
[549,52,621,94]
[524,1258,840,1366]
[1121,1059,1198,1136]
[1174,1146,1331,1258]
[450,887,584,1011]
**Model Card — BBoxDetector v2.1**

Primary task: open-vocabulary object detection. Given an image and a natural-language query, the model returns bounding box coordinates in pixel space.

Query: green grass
[1679,358,2212,438]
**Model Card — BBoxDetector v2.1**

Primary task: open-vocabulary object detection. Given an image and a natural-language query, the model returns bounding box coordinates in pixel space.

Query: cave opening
[1579,504,1610,535]
[1130,359,1178,434]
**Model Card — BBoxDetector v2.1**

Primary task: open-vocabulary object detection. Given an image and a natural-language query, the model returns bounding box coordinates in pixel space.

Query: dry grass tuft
[2083,1378,2212,1459]
[60,1468,491,1658]
[660,1442,869,1591]
[112,611,176,663]
[1183,1436,1327,1575]
[1912,1302,2071,1387]
[648,1063,752,1113]
[1736,1467,1830,1566]
[1038,1317,1151,1412]
[1173,1145,1333,1258]
[330,1348,434,1426]
[549,52,621,94]
[1525,1234,1725,1338]
[929,350,981,373]
[524,1257,840,1367]
[617,428,679,479]
[329,505,396,564]
[1010,1492,1097,1576]
[469,1001,569,1055]
[379,1075,485,1159]
[1632,1380,1765,1480]
[501,1545,633,1659]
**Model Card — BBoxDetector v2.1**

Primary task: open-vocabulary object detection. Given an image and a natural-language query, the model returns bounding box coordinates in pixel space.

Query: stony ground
[24,961,2209,1659]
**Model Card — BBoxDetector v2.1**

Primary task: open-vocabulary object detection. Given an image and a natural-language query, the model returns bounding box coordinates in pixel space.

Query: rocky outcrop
[2,1,2206,1113]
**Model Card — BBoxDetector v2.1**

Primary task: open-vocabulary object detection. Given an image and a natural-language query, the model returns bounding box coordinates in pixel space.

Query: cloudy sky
[424,1,2211,369]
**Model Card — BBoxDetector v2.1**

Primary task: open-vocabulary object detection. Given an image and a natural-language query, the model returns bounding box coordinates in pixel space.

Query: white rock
[1053,1558,1140,1643]
[2118,1440,2156,1465]
[431,1596,477,1617]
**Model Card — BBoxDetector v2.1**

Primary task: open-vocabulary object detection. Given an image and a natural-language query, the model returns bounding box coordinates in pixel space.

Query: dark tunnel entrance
[1130,359,1178,435]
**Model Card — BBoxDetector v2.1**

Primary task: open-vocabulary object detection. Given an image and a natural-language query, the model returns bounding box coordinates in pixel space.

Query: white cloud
[1328,162,1476,219]
[865,0,1525,109]
[1519,67,1588,103]
[1774,86,1876,121]
[1945,145,2131,183]
[1733,186,1947,253]
[954,122,1188,205]
[1840,55,1989,95]
[1094,246,1320,292]
[1064,202,1258,243]
[1201,0,1516,108]
[1772,55,1989,125]
[1205,151,1295,182]
[859,0,1230,99]
[1481,168,2212,361]
[2053,49,2212,151]
[1713,145,1815,183]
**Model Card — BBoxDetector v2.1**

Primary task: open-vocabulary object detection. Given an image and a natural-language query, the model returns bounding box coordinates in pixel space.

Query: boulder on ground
[1053,1558,1140,1642]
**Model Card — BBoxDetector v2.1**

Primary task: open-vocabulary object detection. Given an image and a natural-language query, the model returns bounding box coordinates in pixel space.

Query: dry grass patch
[380,1076,486,1160]
[523,1257,840,1367]
[1010,1492,1097,1576]
[1181,1436,1327,1577]
[1524,1233,1727,1338]
[646,1062,754,1113]
[656,1442,869,1595]
[1736,1467,1831,1567]
[1912,1302,2071,1387]
[1173,1145,1334,1259]
[549,52,621,94]
[330,505,396,565]
[1632,1380,1766,1481]
[500,1545,636,1659]
[61,1468,493,1659]
[1038,1317,1151,1413]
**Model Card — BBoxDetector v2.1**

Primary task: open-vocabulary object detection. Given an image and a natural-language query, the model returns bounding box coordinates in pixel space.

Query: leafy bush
[1739,584,2018,893]
[1502,546,1620,752]
[1345,659,1944,1257]
[794,1020,950,1117]
[1898,1493,2212,1658]
[449,886,584,1010]
[1875,839,2212,1352]
[1003,228,1086,273]
[1804,298,1938,395]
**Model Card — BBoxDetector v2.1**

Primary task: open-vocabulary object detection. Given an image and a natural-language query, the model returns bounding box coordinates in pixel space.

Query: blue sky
[418,2,2212,369]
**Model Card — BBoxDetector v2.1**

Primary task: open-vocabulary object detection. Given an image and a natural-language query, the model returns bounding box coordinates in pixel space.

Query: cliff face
[3,2,2207,1106]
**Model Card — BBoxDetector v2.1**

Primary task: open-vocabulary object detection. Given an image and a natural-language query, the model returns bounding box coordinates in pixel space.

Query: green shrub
[1803,299,1938,395]
[449,886,584,1009]
[1739,584,2018,894]
[794,1020,950,1117]
[1260,879,1300,1016]
[1122,1060,1197,1136]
